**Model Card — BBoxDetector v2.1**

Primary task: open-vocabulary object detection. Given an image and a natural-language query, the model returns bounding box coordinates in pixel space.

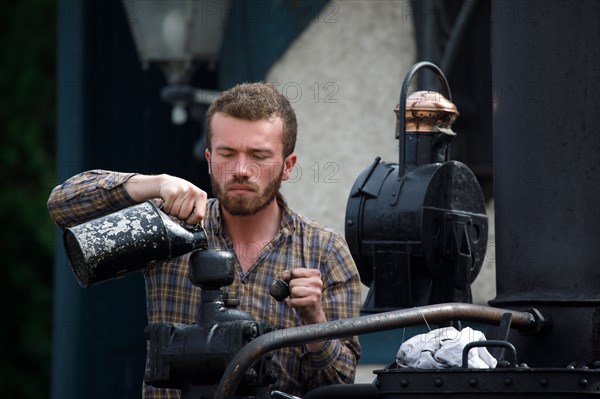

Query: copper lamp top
[396,91,459,133]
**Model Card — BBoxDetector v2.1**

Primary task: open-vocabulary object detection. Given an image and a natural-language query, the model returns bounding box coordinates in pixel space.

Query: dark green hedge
[0,1,56,398]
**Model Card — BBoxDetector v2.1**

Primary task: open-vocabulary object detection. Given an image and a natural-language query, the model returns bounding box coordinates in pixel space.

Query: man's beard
[211,166,283,216]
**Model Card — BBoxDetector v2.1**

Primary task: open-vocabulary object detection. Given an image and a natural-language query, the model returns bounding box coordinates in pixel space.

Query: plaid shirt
[48,170,362,398]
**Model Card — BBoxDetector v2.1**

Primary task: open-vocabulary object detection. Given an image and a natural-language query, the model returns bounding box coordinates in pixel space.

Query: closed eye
[215,148,235,158]
[251,150,273,160]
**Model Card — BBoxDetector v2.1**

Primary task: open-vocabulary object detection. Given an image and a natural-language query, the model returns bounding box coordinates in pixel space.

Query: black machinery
[64,57,600,397]
[211,55,600,397]
[62,1,600,396]
[214,39,600,396]
[345,62,488,311]
[144,249,274,399]
[62,203,275,398]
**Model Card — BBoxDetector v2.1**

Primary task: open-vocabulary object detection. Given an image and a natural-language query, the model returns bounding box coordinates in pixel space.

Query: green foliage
[0,0,56,398]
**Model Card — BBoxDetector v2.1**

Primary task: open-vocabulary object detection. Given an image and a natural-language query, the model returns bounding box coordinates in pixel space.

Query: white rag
[396,326,497,369]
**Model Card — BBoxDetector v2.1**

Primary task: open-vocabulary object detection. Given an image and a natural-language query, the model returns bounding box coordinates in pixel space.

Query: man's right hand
[124,174,207,225]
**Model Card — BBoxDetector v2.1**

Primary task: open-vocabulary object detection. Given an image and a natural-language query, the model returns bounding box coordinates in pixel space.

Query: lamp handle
[397,62,452,177]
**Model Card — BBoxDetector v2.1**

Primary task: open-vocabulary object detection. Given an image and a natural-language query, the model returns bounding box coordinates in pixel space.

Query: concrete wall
[268,1,416,235]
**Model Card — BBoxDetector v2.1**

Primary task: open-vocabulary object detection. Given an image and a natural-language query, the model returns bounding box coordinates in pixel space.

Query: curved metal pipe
[214,303,546,399]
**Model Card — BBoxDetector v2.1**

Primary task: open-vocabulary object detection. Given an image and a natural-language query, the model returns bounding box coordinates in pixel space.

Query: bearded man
[47,82,361,398]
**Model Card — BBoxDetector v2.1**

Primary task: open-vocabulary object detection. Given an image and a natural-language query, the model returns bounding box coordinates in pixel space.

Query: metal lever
[490,312,512,361]
[269,279,290,302]
[462,340,517,368]
[271,390,301,399]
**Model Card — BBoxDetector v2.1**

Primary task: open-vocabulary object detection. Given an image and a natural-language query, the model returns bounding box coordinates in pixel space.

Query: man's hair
[205,82,297,157]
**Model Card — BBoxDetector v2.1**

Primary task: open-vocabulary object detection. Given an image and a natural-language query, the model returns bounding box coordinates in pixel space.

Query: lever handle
[269,279,290,302]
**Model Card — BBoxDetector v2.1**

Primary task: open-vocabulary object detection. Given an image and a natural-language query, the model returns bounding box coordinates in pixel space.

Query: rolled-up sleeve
[47,169,138,229]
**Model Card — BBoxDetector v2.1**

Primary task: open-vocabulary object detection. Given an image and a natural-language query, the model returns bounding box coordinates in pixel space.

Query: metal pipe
[490,0,600,368]
[214,303,545,399]
[439,0,479,77]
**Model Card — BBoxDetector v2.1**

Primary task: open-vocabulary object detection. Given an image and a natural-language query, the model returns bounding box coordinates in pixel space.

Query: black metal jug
[63,201,208,288]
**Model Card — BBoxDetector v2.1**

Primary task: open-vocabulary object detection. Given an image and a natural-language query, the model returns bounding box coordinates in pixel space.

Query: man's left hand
[282,268,327,325]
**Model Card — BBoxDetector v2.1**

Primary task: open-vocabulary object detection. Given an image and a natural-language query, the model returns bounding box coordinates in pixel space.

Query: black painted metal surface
[345,62,488,311]
[144,250,273,399]
[214,303,544,399]
[63,201,207,287]
[490,0,600,368]
[371,367,600,397]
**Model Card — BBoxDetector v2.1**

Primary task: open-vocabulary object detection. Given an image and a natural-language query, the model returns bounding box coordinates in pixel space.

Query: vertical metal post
[52,1,86,398]
[491,0,600,366]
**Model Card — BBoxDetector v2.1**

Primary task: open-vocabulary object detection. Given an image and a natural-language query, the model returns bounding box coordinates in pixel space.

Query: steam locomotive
[182,2,600,396]
[58,1,600,398]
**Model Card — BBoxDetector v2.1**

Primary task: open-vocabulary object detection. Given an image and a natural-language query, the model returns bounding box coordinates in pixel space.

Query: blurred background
[0,1,56,398]
[1,1,497,397]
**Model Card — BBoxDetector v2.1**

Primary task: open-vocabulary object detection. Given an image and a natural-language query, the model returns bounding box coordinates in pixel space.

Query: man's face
[206,112,296,216]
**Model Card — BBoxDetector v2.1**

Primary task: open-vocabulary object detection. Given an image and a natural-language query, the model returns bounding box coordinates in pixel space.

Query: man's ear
[205,149,212,174]
[282,152,297,181]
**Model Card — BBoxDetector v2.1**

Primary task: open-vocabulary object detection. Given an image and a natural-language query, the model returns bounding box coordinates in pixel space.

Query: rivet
[579,378,589,387]
[434,378,443,387]
[243,323,258,338]
[504,377,513,386]
[400,378,409,388]
[540,378,549,387]
[346,219,353,226]
[468,378,478,387]
[244,368,257,384]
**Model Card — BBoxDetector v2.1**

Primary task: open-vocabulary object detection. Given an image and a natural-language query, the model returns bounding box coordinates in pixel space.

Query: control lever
[269,279,290,302]
[271,390,301,399]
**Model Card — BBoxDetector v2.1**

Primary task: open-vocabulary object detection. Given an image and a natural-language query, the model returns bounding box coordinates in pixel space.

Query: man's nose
[233,154,259,180]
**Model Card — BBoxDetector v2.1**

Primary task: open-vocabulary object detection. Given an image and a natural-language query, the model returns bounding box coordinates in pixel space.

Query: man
[47,83,361,398]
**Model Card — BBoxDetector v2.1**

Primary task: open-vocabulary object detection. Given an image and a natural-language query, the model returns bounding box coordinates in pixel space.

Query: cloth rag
[396,326,497,369]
